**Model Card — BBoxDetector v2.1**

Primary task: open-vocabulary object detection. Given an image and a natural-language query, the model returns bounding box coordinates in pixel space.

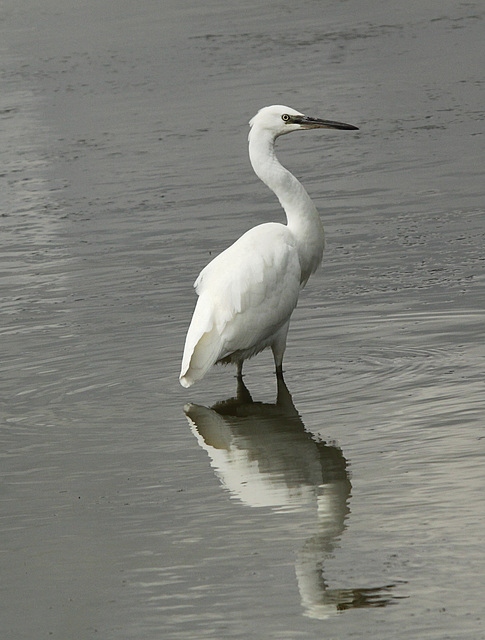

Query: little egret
[180,105,358,388]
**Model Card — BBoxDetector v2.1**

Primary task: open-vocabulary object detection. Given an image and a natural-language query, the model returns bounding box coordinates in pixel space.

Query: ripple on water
[287,307,483,412]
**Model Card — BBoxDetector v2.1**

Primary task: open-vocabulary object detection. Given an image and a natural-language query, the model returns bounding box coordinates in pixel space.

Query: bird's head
[249,105,358,139]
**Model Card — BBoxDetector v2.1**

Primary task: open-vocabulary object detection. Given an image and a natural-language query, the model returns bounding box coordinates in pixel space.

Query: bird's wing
[180,223,301,387]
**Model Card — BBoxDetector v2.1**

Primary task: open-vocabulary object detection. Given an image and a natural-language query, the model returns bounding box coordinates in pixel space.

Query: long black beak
[294,115,359,130]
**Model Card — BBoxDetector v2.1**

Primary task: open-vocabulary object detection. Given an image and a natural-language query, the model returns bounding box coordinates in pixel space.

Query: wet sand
[1,0,484,638]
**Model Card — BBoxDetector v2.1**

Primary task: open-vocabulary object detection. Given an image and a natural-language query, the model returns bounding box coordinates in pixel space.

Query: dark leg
[271,322,289,383]
[235,361,252,403]
[236,375,252,403]
[275,375,296,411]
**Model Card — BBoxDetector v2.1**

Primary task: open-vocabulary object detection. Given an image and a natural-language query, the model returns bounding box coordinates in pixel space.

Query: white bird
[180,105,358,388]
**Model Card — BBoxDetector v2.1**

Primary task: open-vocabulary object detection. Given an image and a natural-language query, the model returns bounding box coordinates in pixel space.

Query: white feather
[180,223,300,387]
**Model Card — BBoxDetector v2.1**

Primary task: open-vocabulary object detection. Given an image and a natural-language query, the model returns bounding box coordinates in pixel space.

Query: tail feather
[179,297,223,387]
[179,327,222,387]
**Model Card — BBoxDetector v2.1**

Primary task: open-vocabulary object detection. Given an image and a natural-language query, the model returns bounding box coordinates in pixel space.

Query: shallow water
[1,0,484,638]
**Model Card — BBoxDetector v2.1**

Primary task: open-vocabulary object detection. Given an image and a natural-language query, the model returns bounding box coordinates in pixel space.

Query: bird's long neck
[248,130,325,285]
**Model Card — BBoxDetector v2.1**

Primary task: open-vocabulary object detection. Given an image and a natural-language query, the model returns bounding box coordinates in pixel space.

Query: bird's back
[179,223,301,387]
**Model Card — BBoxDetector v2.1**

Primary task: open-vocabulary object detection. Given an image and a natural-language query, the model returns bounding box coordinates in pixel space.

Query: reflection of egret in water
[184,378,404,619]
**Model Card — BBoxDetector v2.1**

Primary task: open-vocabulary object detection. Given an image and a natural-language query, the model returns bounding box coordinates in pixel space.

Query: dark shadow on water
[184,378,406,619]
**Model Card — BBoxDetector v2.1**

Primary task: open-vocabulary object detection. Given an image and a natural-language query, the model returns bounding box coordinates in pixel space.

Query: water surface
[1,0,484,638]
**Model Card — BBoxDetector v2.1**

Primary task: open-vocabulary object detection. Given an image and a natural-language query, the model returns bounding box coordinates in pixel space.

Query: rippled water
[1,0,484,638]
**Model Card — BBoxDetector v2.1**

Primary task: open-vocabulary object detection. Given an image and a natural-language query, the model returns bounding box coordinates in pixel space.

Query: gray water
[1,0,484,638]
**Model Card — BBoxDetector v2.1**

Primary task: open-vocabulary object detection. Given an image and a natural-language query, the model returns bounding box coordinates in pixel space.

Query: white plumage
[180,105,358,388]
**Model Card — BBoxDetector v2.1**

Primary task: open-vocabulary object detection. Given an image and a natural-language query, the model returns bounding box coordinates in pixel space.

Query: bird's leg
[236,375,253,403]
[276,376,298,412]
[272,322,289,382]
[235,361,252,402]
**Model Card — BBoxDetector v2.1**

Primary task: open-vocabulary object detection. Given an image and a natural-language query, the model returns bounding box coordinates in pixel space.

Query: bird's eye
[281,114,291,122]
